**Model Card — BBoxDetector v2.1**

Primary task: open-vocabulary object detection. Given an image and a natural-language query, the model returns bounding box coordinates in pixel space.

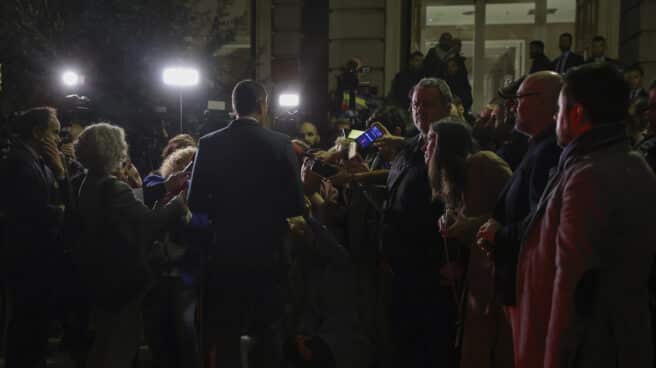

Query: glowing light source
[61,70,81,87]
[162,67,199,87]
[279,93,300,108]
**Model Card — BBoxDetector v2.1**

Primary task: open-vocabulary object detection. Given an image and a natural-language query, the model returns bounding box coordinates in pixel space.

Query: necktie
[559,53,569,74]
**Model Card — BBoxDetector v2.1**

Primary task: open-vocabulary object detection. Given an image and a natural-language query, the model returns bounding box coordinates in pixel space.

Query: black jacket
[188,118,305,269]
[530,53,553,74]
[635,134,656,172]
[384,135,444,276]
[585,56,624,71]
[388,68,423,109]
[445,74,473,112]
[0,142,67,282]
[492,126,562,305]
[551,51,584,74]
[76,174,185,310]
[496,128,530,171]
[423,45,450,79]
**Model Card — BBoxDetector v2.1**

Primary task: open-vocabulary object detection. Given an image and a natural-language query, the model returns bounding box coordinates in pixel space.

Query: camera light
[279,93,300,108]
[163,67,199,87]
[61,70,81,87]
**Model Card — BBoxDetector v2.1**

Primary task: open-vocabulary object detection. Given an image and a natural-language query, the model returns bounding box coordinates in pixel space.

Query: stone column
[621,0,656,81]
[473,0,486,112]
[385,0,402,95]
[255,0,272,85]
[534,0,548,42]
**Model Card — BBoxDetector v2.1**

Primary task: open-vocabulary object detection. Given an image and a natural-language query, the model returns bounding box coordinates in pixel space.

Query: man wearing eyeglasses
[477,71,563,310]
[635,80,656,171]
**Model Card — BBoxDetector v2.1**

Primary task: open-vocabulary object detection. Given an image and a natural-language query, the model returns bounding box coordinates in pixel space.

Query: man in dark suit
[529,40,553,74]
[585,35,623,70]
[476,71,563,307]
[625,63,649,101]
[552,33,584,74]
[188,80,305,367]
[375,77,454,367]
[1,107,69,368]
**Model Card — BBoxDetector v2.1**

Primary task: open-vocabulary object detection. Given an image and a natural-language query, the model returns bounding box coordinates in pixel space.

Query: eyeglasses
[512,91,541,100]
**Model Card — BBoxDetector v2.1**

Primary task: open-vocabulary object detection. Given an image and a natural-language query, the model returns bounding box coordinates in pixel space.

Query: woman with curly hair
[142,145,195,208]
[74,123,189,368]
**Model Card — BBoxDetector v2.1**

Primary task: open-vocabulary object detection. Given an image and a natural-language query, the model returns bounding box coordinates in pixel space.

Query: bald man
[477,72,564,312]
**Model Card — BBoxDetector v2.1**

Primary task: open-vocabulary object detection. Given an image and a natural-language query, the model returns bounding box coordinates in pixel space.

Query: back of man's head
[564,63,629,125]
[232,80,267,117]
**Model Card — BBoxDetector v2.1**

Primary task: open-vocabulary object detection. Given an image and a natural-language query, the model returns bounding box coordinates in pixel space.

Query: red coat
[513,124,656,368]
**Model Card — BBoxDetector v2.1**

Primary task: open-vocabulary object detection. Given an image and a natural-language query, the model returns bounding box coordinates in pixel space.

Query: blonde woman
[143,146,196,208]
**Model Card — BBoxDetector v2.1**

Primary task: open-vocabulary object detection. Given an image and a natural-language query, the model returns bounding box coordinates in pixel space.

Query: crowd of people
[1,31,656,368]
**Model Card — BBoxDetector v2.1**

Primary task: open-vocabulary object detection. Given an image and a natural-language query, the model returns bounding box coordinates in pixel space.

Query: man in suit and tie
[552,33,584,74]
[625,63,648,101]
[188,80,305,367]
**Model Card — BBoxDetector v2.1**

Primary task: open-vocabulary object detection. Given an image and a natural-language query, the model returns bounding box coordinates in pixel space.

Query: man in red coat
[514,63,656,367]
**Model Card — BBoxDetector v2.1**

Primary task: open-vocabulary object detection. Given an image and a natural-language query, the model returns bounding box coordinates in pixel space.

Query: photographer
[1,107,71,367]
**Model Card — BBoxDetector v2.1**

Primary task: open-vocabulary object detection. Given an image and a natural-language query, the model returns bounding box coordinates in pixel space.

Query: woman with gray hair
[74,122,189,368]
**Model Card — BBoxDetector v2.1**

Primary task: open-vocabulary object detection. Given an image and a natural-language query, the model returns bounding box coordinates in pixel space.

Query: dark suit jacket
[585,56,624,71]
[1,142,66,282]
[635,134,656,172]
[188,118,304,270]
[530,53,553,74]
[384,135,444,277]
[388,68,423,109]
[493,126,562,305]
[423,45,449,79]
[445,74,473,112]
[552,51,584,74]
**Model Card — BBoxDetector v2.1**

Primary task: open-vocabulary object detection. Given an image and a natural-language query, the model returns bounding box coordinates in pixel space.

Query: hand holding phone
[355,125,384,148]
[371,122,405,153]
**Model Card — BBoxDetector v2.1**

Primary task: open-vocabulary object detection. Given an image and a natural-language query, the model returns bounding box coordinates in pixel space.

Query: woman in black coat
[74,122,189,368]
